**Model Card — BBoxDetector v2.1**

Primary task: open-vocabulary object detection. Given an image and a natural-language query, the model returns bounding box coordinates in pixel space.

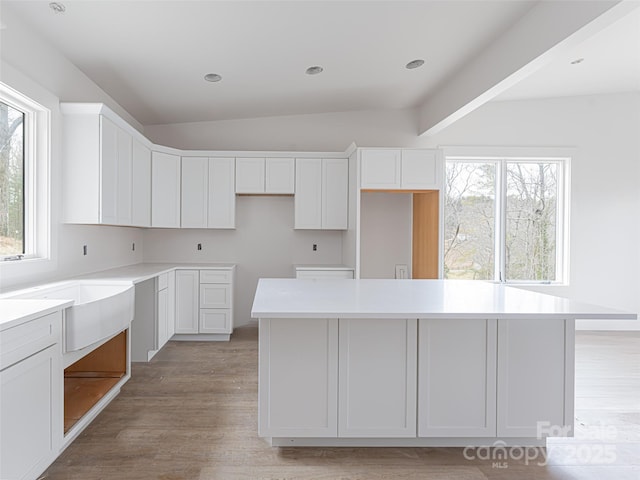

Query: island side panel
[258,318,338,438]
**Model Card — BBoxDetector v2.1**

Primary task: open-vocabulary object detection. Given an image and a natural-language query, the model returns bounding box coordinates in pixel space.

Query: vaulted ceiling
[2,1,638,134]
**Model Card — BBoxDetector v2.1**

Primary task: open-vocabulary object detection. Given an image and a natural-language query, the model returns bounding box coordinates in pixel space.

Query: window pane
[0,101,25,256]
[505,162,558,281]
[444,162,496,280]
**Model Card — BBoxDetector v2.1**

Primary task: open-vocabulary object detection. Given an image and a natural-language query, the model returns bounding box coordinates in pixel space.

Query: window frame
[0,82,50,262]
[443,146,571,286]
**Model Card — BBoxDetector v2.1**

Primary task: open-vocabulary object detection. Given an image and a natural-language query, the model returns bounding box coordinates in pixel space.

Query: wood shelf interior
[64,331,127,434]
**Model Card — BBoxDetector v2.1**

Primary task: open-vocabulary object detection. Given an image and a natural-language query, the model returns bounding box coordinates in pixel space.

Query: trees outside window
[445,156,566,284]
[0,101,25,257]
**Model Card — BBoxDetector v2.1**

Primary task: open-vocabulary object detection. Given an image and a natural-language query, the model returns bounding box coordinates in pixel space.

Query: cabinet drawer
[0,312,61,371]
[157,272,168,291]
[199,309,232,334]
[199,270,233,284]
[199,284,231,309]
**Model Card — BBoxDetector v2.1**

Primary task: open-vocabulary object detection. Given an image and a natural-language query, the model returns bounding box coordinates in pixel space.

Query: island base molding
[269,437,547,447]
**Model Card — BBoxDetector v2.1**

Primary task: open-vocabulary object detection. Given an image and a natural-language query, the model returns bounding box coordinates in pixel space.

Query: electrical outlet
[83,245,88,256]
[132,242,135,251]
[395,264,408,279]
[197,243,202,251]
[313,244,317,251]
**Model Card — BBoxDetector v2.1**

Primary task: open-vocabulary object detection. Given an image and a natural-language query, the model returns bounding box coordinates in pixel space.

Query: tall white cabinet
[294,158,348,230]
[151,151,181,228]
[61,106,135,225]
[181,157,236,229]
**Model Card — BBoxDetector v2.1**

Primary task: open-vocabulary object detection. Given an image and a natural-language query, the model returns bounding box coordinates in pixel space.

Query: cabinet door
[131,139,151,227]
[265,157,295,193]
[199,309,231,334]
[497,319,568,437]
[259,318,338,437]
[181,157,209,228]
[151,151,181,228]
[418,319,497,437]
[174,270,199,334]
[338,318,417,437]
[235,157,265,193]
[401,149,441,190]
[157,287,168,349]
[294,158,322,229]
[208,157,236,228]
[99,116,119,224]
[1,344,59,480]
[322,158,348,229]
[116,127,133,225]
[360,149,401,189]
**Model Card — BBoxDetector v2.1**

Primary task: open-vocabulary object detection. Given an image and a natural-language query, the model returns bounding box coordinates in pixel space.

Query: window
[1,101,25,257]
[0,82,50,261]
[444,150,569,284]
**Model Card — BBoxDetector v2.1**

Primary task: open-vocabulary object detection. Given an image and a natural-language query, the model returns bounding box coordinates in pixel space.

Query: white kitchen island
[251,278,636,447]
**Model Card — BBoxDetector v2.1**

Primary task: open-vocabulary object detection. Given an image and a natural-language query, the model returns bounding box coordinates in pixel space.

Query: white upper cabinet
[322,158,349,230]
[360,149,401,189]
[131,139,151,227]
[151,151,181,228]
[235,158,265,193]
[181,157,236,229]
[208,157,236,229]
[401,149,441,190]
[295,158,348,230]
[61,108,134,225]
[236,157,295,194]
[265,158,295,193]
[360,148,442,190]
[181,157,209,228]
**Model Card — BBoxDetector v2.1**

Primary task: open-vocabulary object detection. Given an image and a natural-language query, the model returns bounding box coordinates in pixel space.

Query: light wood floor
[42,328,640,480]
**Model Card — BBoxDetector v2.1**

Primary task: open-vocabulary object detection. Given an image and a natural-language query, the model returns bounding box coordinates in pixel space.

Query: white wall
[360,192,413,279]
[147,93,640,330]
[143,196,342,326]
[0,14,145,291]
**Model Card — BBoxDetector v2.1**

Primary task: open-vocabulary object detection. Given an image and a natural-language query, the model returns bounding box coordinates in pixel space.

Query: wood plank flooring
[41,328,640,480]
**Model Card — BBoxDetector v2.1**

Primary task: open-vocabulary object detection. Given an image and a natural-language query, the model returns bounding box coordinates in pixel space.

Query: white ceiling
[496,7,640,101]
[2,1,638,127]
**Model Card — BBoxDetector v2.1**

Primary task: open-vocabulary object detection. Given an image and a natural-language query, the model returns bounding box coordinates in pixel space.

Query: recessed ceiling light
[49,2,66,14]
[305,66,324,75]
[570,58,585,65]
[204,73,222,83]
[405,59,425,70]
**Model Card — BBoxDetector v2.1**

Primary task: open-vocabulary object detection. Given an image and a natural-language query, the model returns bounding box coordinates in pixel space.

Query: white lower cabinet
[497,319,570,437]
[175,267,235,337]
[339,319,417,437]
[175,270,200,334]
[259,318,338,437]
[1,311,62,480]
[418,319,497,437]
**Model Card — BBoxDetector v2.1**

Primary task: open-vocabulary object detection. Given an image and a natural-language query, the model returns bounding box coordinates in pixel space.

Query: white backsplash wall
[360,192,413,279]
[142,196,343,326]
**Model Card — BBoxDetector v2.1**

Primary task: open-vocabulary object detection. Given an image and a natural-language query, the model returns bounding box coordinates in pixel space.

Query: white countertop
[294,265,355,271]
[77,262,235,284]
[0,299,73,330]
[251,279,637,320]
